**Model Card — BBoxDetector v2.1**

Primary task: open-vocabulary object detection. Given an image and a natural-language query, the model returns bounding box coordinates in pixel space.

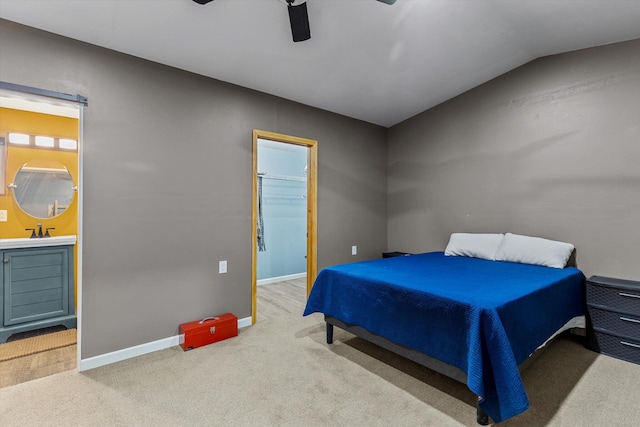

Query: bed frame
[325,315,548,425]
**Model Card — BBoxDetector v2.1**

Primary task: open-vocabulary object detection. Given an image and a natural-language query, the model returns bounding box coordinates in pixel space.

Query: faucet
[24,222,54,238]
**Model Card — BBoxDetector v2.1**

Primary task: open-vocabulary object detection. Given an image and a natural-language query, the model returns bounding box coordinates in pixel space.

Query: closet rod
[264,194,307,200]
[258,172,306,182]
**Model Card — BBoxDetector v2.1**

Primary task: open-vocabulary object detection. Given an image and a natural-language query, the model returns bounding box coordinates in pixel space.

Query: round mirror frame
[11,159,76,219]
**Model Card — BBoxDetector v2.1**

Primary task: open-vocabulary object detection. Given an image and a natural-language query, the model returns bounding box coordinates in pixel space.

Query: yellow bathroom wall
[0,107,79,305]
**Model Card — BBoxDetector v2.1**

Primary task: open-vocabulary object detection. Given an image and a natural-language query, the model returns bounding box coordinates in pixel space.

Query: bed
[303,250,585,424]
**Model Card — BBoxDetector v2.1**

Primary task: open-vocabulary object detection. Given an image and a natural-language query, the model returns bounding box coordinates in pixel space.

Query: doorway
[251,130,317,324]
[0,82,85,384]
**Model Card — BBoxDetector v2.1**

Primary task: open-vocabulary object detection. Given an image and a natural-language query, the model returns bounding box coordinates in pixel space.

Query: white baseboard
[79,316,252,372]
[257,272,306,286]
[79,334,179,372]
[237,316,252,329]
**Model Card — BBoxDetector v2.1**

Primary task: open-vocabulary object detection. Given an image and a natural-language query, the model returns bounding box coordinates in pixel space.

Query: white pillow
[444,233,504,261]
[494,233,574,269]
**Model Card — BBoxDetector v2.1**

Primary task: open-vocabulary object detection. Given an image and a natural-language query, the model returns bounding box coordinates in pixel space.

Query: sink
[0,235,77,249]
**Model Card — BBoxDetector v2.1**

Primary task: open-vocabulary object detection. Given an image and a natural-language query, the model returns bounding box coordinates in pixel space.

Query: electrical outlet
[0,210,7,222]
[351,245,357,256]
[219,260,227,274]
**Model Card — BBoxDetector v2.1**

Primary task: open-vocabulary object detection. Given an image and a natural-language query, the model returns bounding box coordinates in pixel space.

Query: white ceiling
[1,0,640,127]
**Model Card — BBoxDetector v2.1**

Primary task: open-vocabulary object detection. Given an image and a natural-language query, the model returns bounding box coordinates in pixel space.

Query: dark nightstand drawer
[587,330,640,365]
[587,306,640,340]
[586,280,640,314]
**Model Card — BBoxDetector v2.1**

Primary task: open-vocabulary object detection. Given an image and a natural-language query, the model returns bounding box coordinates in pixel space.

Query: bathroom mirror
[10,159,75,219]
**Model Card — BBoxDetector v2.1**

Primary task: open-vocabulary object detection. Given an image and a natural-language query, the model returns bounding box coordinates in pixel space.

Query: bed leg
[476,397,489,425]
[326,323,334,344]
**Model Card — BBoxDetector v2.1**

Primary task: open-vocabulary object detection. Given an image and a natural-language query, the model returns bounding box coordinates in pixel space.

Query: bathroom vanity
[0,236,76,342]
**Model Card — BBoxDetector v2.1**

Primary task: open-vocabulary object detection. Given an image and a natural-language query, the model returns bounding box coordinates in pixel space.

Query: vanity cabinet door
[2,247,71,326]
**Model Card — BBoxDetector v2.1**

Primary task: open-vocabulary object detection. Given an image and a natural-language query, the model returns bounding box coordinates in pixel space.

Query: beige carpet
[0,329,76,362]
[1,314,639,426]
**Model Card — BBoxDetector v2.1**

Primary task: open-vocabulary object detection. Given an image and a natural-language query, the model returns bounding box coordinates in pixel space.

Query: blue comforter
[303,252,585,423]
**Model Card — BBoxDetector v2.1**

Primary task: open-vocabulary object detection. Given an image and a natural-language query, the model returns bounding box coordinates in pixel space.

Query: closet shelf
[258,172,306,182]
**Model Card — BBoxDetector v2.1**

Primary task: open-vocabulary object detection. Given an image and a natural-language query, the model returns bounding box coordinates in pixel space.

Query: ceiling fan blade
[192,0,214,4]
[287,1,311,42]
[376,0,397,4]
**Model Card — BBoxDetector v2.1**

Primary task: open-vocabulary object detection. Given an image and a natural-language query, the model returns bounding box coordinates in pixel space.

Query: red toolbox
[179,313,238,351]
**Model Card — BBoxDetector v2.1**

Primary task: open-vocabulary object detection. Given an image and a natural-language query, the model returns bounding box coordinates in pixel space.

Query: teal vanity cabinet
[1,243,76,343]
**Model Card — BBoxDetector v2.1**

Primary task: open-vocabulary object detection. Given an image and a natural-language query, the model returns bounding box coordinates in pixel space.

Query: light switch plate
[351,245,357,256]
[0,210,7,222]
[219,260,227,274]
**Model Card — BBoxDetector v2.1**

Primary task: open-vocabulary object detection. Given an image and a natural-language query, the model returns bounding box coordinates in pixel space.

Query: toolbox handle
[199,316,220,324]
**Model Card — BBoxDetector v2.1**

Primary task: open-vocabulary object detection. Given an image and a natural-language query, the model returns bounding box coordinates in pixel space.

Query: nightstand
[586,276,640,365]
[382,252,410,258]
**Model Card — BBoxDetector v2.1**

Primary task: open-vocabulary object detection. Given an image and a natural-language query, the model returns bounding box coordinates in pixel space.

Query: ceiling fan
[192,0,397,42]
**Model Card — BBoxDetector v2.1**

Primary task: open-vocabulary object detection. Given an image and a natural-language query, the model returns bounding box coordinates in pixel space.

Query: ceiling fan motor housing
[287,1,311,42]
[193,0,393,43]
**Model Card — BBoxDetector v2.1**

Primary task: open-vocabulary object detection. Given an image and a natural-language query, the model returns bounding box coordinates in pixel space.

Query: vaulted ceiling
[1,0,639,127]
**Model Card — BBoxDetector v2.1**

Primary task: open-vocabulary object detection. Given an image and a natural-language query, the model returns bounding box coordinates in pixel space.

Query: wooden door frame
[251,129,317,324]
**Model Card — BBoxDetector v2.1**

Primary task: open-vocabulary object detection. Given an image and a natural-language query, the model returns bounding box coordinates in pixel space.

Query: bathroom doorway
[251,130,317,324]
[0,82,85,384]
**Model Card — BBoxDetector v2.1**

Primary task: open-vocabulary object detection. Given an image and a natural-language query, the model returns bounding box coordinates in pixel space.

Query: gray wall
[388,39,640,280]
[0,20,387,358]
[4,16,637,360]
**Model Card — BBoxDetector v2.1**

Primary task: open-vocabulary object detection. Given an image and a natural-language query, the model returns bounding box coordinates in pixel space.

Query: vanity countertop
[0,235,77,249]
